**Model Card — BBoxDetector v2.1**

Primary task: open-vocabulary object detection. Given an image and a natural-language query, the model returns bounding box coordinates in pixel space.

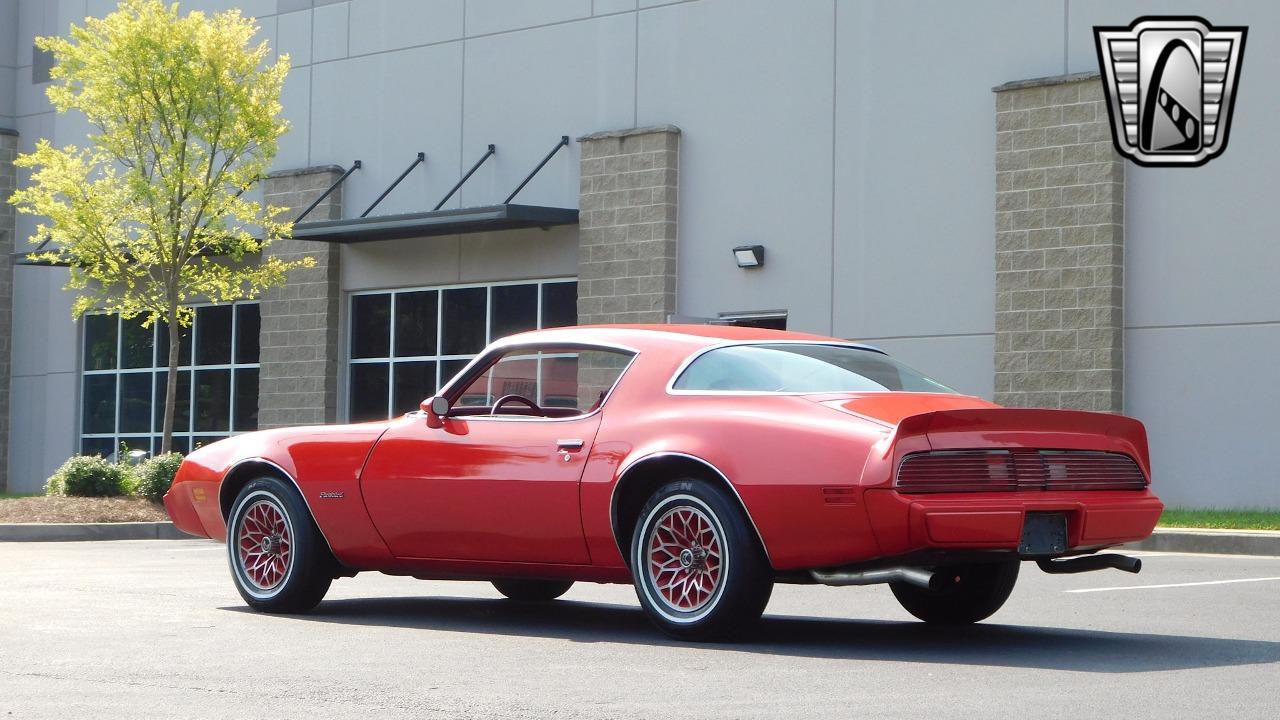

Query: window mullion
[484,286,492,344]
[387,293,397,419]
[113,315,122,458]
[187,314,195,441]
[536,279,544,329]
[229,303,238,433]
[151,322,159,453]
[346,293,354,423]
[435,290,444,392]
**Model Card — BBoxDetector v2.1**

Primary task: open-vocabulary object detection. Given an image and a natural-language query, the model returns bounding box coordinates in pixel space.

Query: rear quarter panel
[584,394,899,570]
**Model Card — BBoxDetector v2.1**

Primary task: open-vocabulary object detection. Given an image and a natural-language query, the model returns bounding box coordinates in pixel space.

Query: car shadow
[220,596,1280,673]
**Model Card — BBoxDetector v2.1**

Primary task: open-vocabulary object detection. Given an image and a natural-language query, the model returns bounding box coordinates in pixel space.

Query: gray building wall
[0,129,14,492]
[1064,2,1280,508]
[1,1,18,131]
[0,0,1277,507]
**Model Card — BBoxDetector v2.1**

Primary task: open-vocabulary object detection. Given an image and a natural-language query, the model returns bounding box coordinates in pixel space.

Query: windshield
[671,343,957,394]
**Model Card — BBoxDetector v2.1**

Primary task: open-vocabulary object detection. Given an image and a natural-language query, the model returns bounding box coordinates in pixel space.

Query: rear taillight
[896,449,1146,494]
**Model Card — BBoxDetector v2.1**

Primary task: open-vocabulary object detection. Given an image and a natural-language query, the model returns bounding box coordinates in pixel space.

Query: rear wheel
[227,477,334,613]
[890,560,1020,624]
[491,579,574,602]
[630,478,773,641]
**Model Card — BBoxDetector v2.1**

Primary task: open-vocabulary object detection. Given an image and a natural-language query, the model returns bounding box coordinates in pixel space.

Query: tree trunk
[160,307,182,455]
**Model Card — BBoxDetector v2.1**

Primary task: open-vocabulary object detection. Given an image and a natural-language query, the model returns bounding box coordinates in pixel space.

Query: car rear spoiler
[890,408,1152,478]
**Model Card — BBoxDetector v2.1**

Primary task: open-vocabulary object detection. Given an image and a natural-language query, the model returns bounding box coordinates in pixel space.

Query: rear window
[671,343,956,394]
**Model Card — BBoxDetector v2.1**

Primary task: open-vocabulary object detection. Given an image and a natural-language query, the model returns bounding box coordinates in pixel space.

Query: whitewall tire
[227,477,334,613]
[630,478,772,641]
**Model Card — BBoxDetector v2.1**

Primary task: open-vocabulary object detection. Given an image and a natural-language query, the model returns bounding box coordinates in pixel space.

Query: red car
[165,324,1162,640]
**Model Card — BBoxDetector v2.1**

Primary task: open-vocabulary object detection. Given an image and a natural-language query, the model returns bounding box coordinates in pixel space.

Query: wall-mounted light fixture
[733,245,765,269]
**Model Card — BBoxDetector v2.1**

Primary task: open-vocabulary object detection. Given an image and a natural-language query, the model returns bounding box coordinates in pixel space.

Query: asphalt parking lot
[2,541,1279,719]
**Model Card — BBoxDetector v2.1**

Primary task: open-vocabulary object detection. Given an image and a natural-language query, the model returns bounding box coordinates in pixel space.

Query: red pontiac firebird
[165,324,1163,640]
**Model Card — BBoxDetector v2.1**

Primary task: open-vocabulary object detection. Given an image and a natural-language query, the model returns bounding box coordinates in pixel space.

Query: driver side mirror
[422,395,451,428]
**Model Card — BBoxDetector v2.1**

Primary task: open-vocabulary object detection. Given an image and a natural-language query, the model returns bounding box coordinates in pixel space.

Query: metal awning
[291,203,579,244]
[292,135,577,244]
[12,238,68,266]
[12,135,578,260]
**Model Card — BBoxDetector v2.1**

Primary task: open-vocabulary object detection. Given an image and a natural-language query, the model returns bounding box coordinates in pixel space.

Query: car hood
[809,392,999,427]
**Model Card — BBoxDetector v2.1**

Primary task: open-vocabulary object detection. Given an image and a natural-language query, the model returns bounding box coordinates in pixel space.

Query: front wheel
[227,477,334,613]
[630,478,773,641]
[492,578,574,602]
[890,560,1020,624]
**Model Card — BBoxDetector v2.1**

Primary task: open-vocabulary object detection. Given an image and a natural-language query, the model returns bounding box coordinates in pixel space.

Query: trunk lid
[809,393,1153,482]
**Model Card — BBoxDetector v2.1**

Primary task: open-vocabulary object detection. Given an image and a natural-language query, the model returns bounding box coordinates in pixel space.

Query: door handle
[557,439,585,451]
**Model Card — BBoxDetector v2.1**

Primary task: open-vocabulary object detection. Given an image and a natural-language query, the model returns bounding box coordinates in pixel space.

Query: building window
[80,303,261,458]
[348,279,577,422]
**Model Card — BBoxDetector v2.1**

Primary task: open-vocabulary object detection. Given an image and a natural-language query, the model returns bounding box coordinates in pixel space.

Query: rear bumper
[862,488,1163,556]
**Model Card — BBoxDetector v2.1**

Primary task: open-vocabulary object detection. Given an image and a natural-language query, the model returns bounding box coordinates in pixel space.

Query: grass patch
[0,496,168,524]
[1159,508,1280,531]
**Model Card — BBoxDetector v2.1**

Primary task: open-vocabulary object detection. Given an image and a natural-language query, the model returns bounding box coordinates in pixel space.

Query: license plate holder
[1019,512,1068,556]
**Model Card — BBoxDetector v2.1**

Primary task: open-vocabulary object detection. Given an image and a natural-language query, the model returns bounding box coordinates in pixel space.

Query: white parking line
[1066,576,1280,593]
[1125,551,1280,560]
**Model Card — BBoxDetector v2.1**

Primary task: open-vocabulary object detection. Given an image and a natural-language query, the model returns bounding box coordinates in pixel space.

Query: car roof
[492,323,878,355]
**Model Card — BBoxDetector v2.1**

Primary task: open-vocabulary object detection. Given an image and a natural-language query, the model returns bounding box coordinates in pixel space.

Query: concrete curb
[0,522,197,542]
[1126,528,1280,557]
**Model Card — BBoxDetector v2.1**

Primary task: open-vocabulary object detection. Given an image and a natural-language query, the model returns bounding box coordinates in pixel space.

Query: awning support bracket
[503,135,570,204]
[434,144,496,211]
[295,159,362,224]
[11,238,67,267]
[360,152,426,218]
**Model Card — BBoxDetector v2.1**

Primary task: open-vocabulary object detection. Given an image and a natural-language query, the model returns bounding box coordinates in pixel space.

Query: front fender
[166,423,397,569]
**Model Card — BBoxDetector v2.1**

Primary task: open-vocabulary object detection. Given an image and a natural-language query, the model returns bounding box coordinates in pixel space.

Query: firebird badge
[318,492,345,499]
[1094,16,1246,166]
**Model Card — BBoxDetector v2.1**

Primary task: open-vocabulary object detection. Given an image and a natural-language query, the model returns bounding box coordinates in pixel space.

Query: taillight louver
[896,449,1146,494]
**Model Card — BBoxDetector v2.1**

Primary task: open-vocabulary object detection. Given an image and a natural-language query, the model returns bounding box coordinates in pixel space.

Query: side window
[453,347,633,417]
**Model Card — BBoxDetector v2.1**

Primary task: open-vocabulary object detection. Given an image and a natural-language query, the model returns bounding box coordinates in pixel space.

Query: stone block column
[993,73,1125,412]
[259,166,344,428]
[576,126,680,324]
[0,128,16,491]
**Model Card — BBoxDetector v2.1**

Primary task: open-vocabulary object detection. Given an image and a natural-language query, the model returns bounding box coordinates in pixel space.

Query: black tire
[630,478,773,641]
[491,578,574,602]
[890,560,1020,624]
[227,477,334,613]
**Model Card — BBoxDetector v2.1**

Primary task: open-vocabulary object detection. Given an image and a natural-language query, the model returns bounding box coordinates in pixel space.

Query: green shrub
[45,455,137,497]
[135,453,184,503]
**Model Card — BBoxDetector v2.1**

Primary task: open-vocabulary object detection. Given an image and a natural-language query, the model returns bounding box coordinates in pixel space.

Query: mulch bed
[0,497,170,524]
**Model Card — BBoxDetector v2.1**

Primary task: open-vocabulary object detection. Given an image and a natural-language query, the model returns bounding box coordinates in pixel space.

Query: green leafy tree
[8,0,311,454]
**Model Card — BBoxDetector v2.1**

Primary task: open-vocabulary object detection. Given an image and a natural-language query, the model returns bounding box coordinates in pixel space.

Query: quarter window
[80,303,260,458]
[347,280,577,421]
